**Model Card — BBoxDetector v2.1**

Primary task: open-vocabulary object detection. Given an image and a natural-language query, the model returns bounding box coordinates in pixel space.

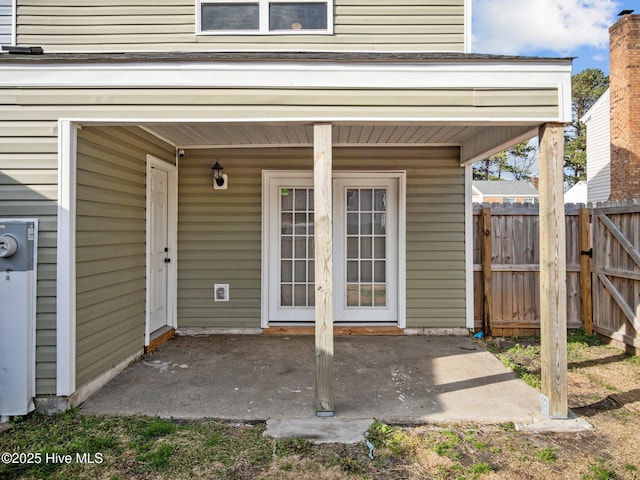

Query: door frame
[145,155,178,346]
[261,170,406,328]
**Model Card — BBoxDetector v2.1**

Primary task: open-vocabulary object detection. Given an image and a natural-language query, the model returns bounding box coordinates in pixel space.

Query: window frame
[197,0,333,36]
[0,0,16,47]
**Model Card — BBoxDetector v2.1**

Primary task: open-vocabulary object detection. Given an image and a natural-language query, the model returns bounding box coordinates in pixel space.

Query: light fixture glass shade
[212,161,225,187]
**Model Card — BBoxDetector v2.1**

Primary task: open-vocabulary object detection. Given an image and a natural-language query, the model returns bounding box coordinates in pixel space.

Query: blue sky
[472,0,636,75]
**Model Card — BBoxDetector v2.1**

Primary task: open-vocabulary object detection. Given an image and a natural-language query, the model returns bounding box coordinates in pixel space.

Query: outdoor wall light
[212,161,228,190]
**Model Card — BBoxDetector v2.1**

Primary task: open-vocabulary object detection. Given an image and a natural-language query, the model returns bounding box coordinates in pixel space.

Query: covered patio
[80,334,583,431]
[35,52,574,423]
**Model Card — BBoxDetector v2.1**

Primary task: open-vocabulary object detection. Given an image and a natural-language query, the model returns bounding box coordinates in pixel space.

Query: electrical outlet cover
[214,283,229,301]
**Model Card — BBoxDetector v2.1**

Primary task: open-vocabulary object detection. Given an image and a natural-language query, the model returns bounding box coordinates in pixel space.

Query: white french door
[263,171,404,326]
[333,177,398,322]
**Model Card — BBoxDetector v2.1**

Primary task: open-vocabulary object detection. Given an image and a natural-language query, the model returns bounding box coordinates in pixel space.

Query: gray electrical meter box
[0,221,35,271]
[0,219,38,418]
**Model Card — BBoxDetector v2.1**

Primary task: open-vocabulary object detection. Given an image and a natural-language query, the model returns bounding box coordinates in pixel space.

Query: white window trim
[197,0,334,35]
[261,170,406,328]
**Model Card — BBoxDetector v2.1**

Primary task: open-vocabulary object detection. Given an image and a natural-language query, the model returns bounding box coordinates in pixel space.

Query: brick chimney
[609,13,640,200]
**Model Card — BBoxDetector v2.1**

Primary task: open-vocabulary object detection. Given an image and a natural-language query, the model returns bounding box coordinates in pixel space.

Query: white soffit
[141,122,535,149]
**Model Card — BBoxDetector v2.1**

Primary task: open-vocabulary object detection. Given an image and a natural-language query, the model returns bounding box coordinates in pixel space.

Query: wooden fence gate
[472,203,584,336]
[591,201,640,352]
[472,200,639,352]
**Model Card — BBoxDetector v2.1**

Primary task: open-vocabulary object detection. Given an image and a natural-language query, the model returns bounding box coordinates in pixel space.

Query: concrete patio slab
[81,335,591,436]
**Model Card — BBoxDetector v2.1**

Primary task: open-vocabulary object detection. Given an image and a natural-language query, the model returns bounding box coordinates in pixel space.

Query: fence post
[579,208,593,334]
[481,207,492,335]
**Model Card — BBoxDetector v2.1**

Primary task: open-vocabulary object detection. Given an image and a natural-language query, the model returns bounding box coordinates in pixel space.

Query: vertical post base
[541,394,569,420]
[316,411,335,417]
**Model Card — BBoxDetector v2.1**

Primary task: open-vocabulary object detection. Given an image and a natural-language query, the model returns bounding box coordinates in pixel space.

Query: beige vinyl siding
[75,126,173,388]
[8,87,560,121]
[0,121,58,395]
[16,0,465,53]
[179,146,465,328]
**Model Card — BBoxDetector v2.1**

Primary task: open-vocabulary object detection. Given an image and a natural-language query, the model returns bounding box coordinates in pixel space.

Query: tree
[473,68,609,187]
[502,142,537,181]
[472,141,536,181]
[565,68,609,186]
[473,152,506,180]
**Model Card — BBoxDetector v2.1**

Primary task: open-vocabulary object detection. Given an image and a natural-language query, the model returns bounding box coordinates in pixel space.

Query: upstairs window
[0,0,13,46]
[198,0,332,34]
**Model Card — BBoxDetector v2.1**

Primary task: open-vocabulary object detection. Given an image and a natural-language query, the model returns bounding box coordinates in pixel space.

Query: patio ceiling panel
[143,122,537,151]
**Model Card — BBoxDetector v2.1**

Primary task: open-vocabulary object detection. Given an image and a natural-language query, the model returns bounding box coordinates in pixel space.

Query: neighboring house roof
[564,181,588,204]
[472,181,539,198]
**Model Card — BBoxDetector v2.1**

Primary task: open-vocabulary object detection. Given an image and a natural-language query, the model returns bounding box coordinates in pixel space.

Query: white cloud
[472,0,622,55]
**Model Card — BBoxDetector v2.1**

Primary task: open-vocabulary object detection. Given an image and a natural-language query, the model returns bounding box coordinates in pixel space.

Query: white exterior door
[148,166,169,333]
[263,171,404,326]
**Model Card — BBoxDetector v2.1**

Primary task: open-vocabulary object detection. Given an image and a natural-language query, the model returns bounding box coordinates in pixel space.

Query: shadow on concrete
[81,334,548,425]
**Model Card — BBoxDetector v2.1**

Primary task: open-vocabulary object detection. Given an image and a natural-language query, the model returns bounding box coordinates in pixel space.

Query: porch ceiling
[143,122,538,152]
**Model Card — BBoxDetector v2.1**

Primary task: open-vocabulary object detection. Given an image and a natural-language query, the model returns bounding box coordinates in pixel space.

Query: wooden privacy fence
[591,201,640,352]
[472,203,584,336]
[473,200,640,352]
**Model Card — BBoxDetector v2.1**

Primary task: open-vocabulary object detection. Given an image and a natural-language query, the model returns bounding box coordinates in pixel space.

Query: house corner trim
[56,120,78,396]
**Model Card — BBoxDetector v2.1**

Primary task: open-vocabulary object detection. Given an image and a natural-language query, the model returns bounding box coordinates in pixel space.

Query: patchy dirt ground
[473,333,640,480]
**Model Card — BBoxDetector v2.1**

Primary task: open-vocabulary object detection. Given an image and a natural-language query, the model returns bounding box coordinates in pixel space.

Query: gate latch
[580,248,593,258]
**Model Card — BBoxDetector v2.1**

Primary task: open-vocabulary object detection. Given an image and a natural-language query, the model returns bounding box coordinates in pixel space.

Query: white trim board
[0,61,571,119]
[464,164,474,329]
[56,121,78,397]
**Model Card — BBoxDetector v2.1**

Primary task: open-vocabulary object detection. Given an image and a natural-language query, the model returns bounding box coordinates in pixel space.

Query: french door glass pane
[345,188,387,308]
[280,188,314,307]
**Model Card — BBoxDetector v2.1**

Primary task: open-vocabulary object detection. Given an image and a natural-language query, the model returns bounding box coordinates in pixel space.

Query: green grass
[583,461,617,480]
[567,329,602,347]
[0,412,294,480]
[623,354,640,366]
[499,357,541,389]
[366,419,414,457]
[470,461,493,476]
[536,447,558,463]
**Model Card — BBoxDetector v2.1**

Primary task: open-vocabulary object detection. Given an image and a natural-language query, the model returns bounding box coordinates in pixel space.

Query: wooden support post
[481,207,493,335]
[538,123,568,419]
[579,208,593,334]
[313,123,334,416]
